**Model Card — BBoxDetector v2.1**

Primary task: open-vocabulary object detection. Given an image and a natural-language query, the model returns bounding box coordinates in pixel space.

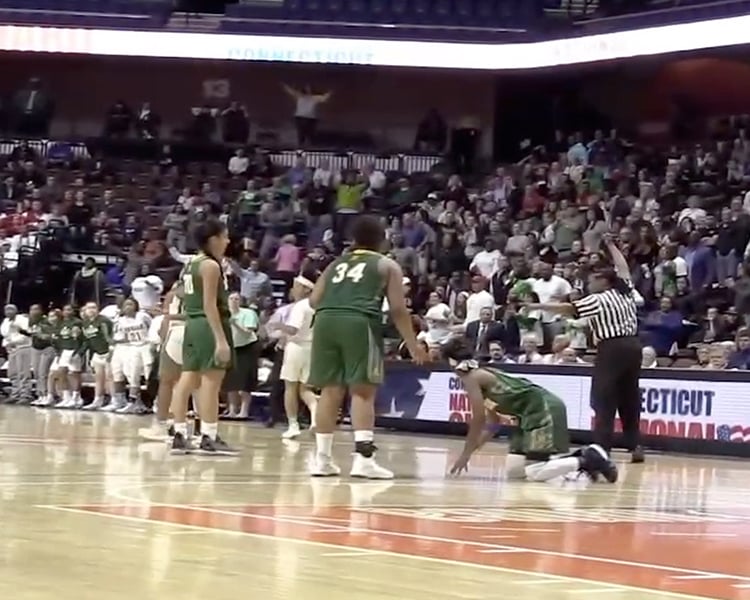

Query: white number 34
[331,262,367,284]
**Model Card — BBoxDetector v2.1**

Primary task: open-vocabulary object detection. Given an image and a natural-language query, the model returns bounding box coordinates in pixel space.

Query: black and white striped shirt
[572,286,638,344]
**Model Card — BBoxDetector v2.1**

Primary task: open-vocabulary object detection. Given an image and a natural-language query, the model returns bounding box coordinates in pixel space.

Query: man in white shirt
[362,162,386,194]
[269,275,318,439]
[678,196,707,225]
[464,276,494,325]
[532,262,573,349]
[227,149,249,175]
[470,240,501,279]
[312,159,336,188]
[130,273,164,312]
[1,304,32,402]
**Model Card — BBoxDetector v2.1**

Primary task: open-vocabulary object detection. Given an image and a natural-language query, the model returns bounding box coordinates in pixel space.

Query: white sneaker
[311,455,341,477]
[281,423,301,439]
[138,424,170,442]
[74,396,85,409]
[350,454,394,480]
[37,396,55,407]
[115,402,136,414]
[55,397,76,409]
[100,399,123,412]
[83,398,105,411]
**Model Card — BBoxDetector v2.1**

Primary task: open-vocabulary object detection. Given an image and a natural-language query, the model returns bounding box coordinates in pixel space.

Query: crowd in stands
[4,103,750,373]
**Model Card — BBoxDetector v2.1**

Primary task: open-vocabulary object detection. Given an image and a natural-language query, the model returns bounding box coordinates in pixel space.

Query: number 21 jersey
[114,313,151,346]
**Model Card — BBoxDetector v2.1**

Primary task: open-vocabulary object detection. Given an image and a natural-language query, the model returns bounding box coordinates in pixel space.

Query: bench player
[308,215,428,479]
[51,304,83,409]
[441,336,618,483]
[170,218,237,456]
[79,302,114,411]
[105,298,151,414]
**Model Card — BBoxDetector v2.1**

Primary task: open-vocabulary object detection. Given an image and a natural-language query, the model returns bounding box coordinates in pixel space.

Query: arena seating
[0,0,172,28]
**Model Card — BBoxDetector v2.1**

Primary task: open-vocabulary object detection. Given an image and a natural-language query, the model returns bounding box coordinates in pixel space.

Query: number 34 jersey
[317,250,385,319]
[113,312,152,346]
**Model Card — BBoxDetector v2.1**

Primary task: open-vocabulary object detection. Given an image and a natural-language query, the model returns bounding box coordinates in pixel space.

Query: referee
[527,235,644,464]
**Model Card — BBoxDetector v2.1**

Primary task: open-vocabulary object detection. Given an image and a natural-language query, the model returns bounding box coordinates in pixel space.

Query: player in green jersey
[441,336,618,483]
[79,302,114,410]
[27,304,57,406]
[170,218,237,456]
[51,304,84,409]
[308,215,428,479]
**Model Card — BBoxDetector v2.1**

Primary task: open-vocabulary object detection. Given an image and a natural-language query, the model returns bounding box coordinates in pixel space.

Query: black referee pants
[591,336,642,452]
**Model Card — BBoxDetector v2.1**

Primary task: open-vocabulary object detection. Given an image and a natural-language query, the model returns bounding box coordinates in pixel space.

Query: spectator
[705,344,729,370]
[487,340,515,363]
[228,256,273,302]
[414,108,447,153]
[274,234,302,291]
[70,258,105,306]
[221,102,250,144]
[642,296,687,357]
[727,328,750,370]
[135,102,160,139]
[641,346,658,368]
[681,230,715,291]
[516,334,544,364]
[282,84,332,147]
[228,149,249,176]
[532,261,573,348]
[362,162,386,194]
[105,257,126,290]
[694,306,732,343]
[313,159,336,188]
[419,291,453,349]
[465,306,504,358]
[469,239,501,279]
[464,275,494,325]
[335,171,366,214]
[11,77,53,136]
[104,100,132,138]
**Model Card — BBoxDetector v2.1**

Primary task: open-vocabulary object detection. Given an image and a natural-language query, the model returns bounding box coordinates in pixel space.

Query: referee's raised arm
[526,236,644,464]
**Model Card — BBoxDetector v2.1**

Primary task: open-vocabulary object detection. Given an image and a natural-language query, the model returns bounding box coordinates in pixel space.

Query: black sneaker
[195,434,239,456]
[170,431,193,455]
[580,444,618,483]
[167,424,176,437]
[631,446,645,464]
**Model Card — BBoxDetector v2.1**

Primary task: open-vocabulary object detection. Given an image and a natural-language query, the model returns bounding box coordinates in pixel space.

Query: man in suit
[465,306,505,359]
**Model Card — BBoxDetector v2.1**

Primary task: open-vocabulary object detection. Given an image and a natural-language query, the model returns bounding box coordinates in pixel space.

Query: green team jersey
[181,254,230,320]
[28,315,53,350]
[317,250,385,319]
[56,317,82,352]
[81,315,113,356]
[481,367,548,417]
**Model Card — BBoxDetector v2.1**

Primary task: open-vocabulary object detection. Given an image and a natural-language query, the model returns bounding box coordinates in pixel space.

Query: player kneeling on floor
[441,337,617,483]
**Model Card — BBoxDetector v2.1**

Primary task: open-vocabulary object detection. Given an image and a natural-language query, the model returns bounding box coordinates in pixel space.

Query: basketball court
[1,405,748,600]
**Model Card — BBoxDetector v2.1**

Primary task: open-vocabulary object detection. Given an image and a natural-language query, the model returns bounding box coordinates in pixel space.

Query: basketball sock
[316,433,334,458]
[524,457,581,482]
[63,390,72,402]
[288,417,299,428]
[173,422,188,437]
[203,422,218,440]
[354,431,376,458]
[354,430,374,442]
